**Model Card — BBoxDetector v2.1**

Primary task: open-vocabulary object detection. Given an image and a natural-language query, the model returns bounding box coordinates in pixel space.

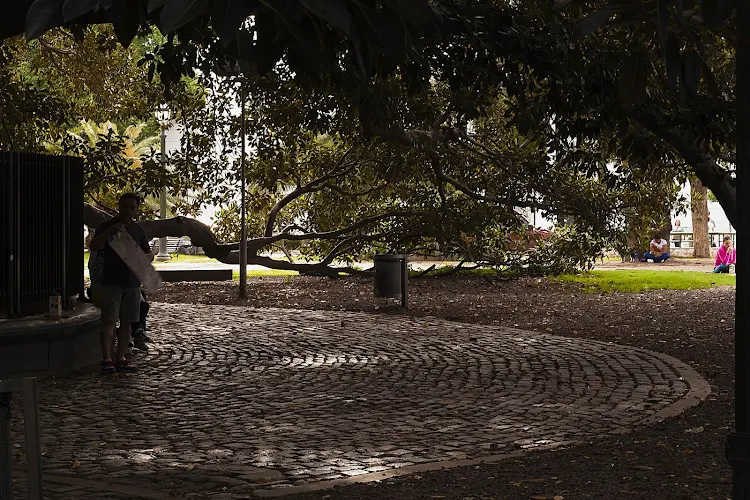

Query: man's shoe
[133,327,151,343]
[114,359,138,373]
[133,330,149,351]
[101,360,116,374]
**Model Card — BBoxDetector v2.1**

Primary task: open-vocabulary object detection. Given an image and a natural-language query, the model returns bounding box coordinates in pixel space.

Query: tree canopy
[0,0,740,274]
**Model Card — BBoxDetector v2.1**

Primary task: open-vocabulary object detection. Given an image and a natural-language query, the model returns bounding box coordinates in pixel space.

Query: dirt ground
[151,275,735,500]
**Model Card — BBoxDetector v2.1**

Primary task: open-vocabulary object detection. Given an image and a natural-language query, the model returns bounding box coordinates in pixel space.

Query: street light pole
[156,108,171,261]
[239,81,247,298]
[726,2,750,497]
[214,62,247,298]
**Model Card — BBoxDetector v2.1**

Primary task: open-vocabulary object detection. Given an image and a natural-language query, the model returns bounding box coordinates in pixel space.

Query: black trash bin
[373,254,408,308]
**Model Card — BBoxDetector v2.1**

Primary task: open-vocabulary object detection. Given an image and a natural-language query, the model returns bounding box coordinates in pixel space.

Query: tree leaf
[298,0,352,35]
[665,33,680,89]
[147,0,169,13]
[235,25,286,74]
[25,0,64,40]
[113,0,141,47]
[218,0,261,46]
[283,17,324,72]
[574,6,613,38]
[62,0,98,23]
[619,53,647,107]
[160,0,212,33]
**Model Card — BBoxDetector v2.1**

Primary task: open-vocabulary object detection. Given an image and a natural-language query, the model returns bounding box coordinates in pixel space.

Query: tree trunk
[633,111,737,228]
[690,176,711,258]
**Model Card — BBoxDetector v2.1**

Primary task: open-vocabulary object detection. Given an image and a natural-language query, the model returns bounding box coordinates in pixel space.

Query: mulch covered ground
[151,275,735,500]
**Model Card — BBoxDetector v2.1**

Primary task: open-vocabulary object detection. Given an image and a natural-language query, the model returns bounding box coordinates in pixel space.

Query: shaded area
[8,292,707,499]
[152,276,734,499]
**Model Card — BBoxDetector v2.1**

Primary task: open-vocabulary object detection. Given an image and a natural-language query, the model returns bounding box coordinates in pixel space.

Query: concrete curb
[634,349,712,425]
[253,441,580,498]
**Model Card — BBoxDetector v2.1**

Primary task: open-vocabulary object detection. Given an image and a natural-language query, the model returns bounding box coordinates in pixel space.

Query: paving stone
[7,303,705,499]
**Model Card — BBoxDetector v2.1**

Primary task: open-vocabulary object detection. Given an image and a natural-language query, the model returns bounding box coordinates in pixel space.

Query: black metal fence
[1,152,84,317]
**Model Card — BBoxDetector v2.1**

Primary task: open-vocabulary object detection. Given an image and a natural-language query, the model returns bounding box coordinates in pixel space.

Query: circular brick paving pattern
[11,303,708,498]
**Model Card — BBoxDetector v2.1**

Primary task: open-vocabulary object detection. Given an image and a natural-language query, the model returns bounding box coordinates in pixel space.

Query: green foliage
[18,0,440,89]
[0,39,70,151]
[231,269,298,280]
[5,0,737,275]
[181,64,668,273]
[211,204,242,243]
[45,119,168,210]
[557,269,736,293]
[0,26,165,153]
[523,226,607,276]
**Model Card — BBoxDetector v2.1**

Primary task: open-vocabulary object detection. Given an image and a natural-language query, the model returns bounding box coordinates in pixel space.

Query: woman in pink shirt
[714,236,736,273]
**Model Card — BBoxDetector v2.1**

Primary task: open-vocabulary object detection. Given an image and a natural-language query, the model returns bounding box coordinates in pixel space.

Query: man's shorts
[99,285,141,324]
[89,282,104,305]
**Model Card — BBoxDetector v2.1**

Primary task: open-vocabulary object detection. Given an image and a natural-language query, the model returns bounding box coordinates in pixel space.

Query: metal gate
[0,152,84,317]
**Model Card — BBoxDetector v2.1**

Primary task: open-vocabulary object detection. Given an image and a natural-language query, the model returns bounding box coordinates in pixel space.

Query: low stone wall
[0,304,101,377]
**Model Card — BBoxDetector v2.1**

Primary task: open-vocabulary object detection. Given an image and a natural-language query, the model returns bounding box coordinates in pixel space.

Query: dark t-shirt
[94,217,150,288]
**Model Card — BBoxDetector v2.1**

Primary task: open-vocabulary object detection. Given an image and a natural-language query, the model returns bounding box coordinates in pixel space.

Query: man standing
[643,234,671,263]
[89,193,153,374]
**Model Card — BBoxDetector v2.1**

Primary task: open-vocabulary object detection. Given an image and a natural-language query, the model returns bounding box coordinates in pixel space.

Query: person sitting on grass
[642,234,670,263]
[714,236,736,273]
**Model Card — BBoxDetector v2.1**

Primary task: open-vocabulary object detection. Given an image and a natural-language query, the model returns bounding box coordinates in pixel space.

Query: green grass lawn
[557,269,736,293]
[155,254,217,264]
[81,251,737,289]
[231,269,297,279]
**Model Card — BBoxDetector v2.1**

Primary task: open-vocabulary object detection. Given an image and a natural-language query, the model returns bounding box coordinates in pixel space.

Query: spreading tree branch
[263,148,356,237]
[84,203,432,273]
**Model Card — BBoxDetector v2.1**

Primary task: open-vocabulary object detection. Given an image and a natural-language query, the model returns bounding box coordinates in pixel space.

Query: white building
[672,183,734,233]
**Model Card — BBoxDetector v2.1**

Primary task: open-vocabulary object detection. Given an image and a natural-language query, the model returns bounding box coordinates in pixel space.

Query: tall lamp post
[215,62,247,298]
[155,105,171,261]
[238,82,247,299]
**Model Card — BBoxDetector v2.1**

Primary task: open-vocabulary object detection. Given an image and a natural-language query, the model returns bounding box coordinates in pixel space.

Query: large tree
[80,69,668,274]
[1,1,728,273]
[3,1,736,229]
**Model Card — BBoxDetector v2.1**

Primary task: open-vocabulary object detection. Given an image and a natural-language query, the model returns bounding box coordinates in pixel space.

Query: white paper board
[109,231,163,292]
